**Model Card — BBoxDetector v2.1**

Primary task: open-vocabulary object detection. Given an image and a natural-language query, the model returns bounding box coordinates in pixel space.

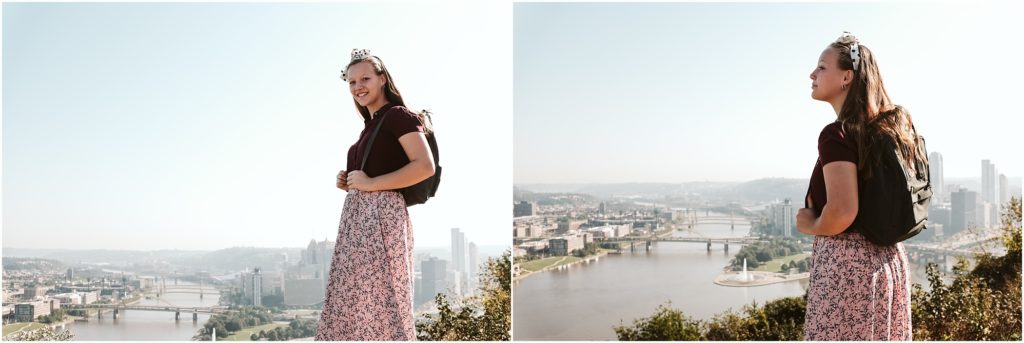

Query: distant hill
[516,178,808,204]
[2,245,509,275]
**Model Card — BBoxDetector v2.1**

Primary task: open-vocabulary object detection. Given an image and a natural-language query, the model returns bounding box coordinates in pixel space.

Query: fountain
[741,258,749,282]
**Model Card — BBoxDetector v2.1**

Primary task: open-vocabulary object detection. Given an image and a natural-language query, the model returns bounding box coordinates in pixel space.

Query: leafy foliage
[415,250,511,340]
[614,302,702,340]
[193,307,273,340]
[614,297,805,341]
[911,197,1021,341]
[731,237,805,270]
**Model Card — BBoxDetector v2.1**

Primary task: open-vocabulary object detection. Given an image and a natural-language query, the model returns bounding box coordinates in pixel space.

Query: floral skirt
[804,231,911,341]
[315,190,415,341]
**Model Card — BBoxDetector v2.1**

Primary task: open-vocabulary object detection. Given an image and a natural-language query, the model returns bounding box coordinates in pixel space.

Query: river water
[512,213,935,340]
[63,281,219,341]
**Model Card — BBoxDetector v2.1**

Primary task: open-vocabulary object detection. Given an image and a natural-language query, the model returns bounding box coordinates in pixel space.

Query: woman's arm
[797,161,859,236]
[346,132,435,192]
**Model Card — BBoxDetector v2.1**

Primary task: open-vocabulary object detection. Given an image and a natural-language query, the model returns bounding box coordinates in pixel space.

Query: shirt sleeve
[384,106,425,139]
[818,122,858,165]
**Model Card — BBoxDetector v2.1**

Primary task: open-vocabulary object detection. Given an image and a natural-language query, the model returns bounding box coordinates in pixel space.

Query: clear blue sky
[514,2,1022,184]
[3,2,511,250]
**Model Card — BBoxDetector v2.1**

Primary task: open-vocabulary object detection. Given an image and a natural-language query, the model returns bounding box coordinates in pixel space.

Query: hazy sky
[3,3,511,250]
[514,2,1022,184]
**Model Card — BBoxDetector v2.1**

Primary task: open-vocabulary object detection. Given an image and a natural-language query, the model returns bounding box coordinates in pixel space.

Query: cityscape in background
[512,154,1020,340]
[1,234,503,340]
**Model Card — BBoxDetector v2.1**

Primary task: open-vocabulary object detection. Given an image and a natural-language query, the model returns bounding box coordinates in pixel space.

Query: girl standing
[799,32,918,341]
[316,49,435,341]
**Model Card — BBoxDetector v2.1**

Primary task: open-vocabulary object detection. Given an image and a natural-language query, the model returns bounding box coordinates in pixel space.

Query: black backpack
[360,109,441,207]
[849,126,932,246]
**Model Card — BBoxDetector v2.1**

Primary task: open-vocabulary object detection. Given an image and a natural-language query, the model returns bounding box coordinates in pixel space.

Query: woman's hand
[796,208,817,235]
[346,170,377,192]
[353,132,435,191]
[336,170,349,191]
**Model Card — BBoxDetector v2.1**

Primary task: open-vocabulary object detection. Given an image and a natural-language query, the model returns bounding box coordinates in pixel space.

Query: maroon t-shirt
[346,104,425,178]
[806,121,859,217]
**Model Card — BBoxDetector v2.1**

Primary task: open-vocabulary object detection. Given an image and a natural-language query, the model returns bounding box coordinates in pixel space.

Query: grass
[752,253,812,272]
[519,256,583,272]
[222,323,290,341]
[2,322,47,336]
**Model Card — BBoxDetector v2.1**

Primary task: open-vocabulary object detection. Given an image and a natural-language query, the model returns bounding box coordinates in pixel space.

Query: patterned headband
[836,32,861,71]
[340,48,375,81]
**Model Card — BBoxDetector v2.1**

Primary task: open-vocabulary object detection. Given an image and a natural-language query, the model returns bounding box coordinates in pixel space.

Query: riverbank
[514,250,609,281]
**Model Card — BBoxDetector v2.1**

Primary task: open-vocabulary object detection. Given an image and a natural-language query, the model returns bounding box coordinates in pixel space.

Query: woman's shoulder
[818,121,850,142]
[385,105,418,118]
[382,105,425,133]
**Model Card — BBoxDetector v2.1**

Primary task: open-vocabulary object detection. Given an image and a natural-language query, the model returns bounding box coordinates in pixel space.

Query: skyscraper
[999,173,1009,206]
[782,199,793,237]
[451,228,468,278]
[252,267,263,307]
[982,160,995,203]
[951,188,978,235]
[982,160,1001,226]
[468,242,479,295]
[417,257,447,307]
[929,152,944,203]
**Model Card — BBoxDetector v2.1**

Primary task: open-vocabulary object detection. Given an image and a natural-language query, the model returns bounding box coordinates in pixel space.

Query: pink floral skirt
[804,231,911,340]
[315,190,415,341]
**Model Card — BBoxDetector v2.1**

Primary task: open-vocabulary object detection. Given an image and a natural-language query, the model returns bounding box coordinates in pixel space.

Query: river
[63,281,219,341]
[512,212,937,340]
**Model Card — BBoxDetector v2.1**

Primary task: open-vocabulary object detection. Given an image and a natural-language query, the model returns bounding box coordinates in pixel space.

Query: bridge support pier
[175,311,180,321]
[113,309,119,320]
[193,312,198,321]
[707,242,712,252]
[724,243,729,252]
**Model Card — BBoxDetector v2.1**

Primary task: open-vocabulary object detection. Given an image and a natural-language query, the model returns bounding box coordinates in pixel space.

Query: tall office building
[451,228,467,275]
[417,257,448,307]
[782,199,793,237]
[982,160,995,202]
[929,152,944,203]
[999,173,1009,208]
[242,267,264,307]
[982,159,1000,225]
[467,242,479,295]
[950,188,978,235]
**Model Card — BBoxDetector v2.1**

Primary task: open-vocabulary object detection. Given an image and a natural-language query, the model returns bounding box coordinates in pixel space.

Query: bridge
[151,279,219,300]
[602,235,763,252]
[905,234,1003,259]
[673,209,754,230]
[61,303,234,321]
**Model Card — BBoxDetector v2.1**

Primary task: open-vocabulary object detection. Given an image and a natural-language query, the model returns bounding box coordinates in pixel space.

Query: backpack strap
[359,110,390,171]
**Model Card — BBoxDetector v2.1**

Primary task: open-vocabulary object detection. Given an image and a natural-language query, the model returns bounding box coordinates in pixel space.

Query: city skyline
[514,2,1022,184]
[2,3,512,250]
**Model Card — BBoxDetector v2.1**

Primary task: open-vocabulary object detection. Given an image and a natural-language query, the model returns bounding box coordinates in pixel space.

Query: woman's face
[347,60,388,109]
[809,47,852,103]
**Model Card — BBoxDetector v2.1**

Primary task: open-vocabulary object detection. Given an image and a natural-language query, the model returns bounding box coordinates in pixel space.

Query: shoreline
[514,250,609,282]
[714,270,809,287]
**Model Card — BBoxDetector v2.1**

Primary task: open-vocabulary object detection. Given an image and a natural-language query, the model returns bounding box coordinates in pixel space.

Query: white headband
[341,48,375,81]
[836,32,861,71]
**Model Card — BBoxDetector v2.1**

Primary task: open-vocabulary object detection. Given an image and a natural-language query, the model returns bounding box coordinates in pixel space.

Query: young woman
[799,32,917,340]
[316,49,435,341]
